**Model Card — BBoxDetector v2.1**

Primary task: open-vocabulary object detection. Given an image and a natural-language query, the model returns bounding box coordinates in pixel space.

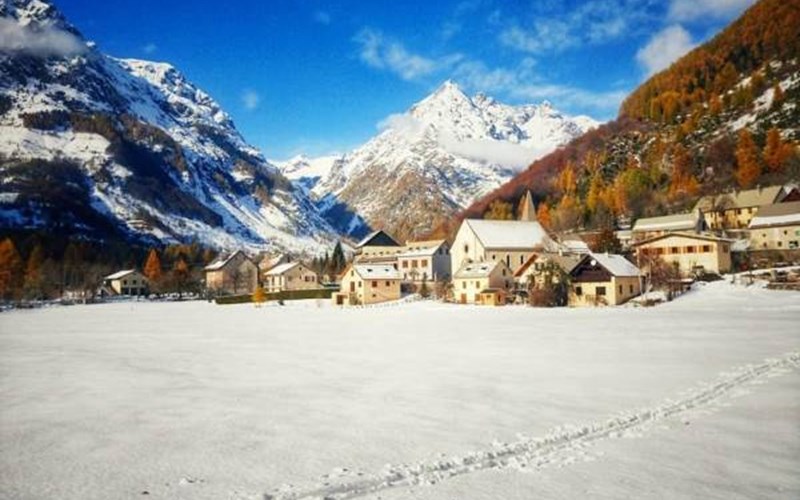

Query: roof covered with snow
[454,260,505,279]
[632,232,735,246]
[749,201,800,228]
[582,253,641,277]
[104,269,138,280]
[633,212,698,232]
[265,262,301,276]
[398,239,447,258]
[204,250,249,271]
[465,219,553,250]
[353,264,402,280]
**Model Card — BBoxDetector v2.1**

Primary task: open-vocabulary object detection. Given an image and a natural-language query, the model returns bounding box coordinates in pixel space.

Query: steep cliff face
[0,0,339,252]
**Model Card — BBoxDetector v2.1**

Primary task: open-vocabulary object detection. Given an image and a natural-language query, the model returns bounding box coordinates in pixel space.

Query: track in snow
[266,351,800,500]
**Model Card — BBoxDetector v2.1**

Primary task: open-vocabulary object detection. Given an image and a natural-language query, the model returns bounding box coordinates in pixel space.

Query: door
[350,281,355,293]
[460,293,466,304]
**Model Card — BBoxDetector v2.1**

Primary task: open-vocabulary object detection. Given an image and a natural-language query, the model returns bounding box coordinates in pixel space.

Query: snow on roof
[265,262,300,276]
[749,201,800,228]
[694,185,784,212]
[104,269,137,280]
[355,230,399,248]
[353,264,402,280]
[398,239,446,258]
[204,250,246,271]
[586,253,641,277]
[465,219,553,249]
[633,212,698,232]
[454,260,503,279]
[632,232,735,246]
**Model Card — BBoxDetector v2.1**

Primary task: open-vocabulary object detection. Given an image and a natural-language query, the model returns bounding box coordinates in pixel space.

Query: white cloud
[498,0,653,54]
[439,132,550,170]
[242,90,261,111]
[143,42,157,54]
[313,10,331,25]
[668,0,756,22]
[636,24,695,76]
[354,29,460,81]
[377,113,427,139]
[0,18,86,57]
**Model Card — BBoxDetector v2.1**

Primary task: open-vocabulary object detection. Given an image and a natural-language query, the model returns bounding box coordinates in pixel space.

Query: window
[464,244,469,253]
[778,241,783,247]
[421,259,428,267]
[506,254,510,267]
[385,281,390,286]
[701,245,711,253]
[372,281,378,288]
[618,285,623,294]
[686,246,696,254]
[475,281,480,288]
[670,247,679,254]
[502,268,506,276]
[358,281,362,288]
[402,261,408,268]
[412,260,418,268]
[520,255,524,264]
[123,279,128,285]
[462,281,466,289]
[596,286,607,296]
[722,245,729,253]
[491,254,496,260]
[629,284,634,293]
[575,286,583,296]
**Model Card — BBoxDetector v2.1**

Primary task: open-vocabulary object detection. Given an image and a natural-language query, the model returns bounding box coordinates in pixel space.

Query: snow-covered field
[1,281,798,500]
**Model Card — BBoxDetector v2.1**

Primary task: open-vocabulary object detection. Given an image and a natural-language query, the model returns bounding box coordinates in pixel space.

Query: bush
[214,288,335,305]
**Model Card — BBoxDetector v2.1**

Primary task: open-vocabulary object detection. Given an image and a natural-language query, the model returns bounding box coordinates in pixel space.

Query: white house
[450,219,557,274]
[103,269,148,296]
[333,264,403,305]
[263,262,320,293]
[396,239,451,283]
[452,260,513,305]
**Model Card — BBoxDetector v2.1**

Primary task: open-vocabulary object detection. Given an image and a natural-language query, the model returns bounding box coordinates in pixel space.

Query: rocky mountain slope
[287,81,598,241]
[0,0,339,253]
[438,0,800,239]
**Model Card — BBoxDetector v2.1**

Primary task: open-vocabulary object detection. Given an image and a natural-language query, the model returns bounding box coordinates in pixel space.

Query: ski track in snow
[267,351,800,500]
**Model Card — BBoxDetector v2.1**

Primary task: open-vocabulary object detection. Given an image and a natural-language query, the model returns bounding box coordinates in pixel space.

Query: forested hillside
[431,0,800,239]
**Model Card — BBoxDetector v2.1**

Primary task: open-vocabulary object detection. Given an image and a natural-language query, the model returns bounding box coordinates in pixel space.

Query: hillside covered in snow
[0,0,340,253]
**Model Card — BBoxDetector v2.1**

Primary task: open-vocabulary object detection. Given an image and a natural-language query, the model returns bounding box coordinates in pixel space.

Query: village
[90,183,800,309]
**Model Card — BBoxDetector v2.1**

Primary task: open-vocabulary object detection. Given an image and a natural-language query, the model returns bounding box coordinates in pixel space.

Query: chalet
[103,270,148,296]
[632,212,702,241]
[353,229,403,264]
[452,260,513,305]
[633,232,733,276]
[332,264,402,305]
[694,184,799,234]
[396,239,451,283]
[450,219,557,274]
[568,253,642,307]
[263,262,320,293]
[204,250,259,296]
[748,201,800,251]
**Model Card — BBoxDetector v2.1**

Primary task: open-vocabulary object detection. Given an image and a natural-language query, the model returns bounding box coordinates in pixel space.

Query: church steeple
[518,190,537,221]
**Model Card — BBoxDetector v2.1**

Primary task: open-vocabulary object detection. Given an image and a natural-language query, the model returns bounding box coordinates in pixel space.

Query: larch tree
[536,203,552,229]
[735,128,762,188]
[252,285,266,307]
[23,244,45,300]
[143,248,163,284]
[763,127,788,173]
[484,199,514,220]
[0,238,24,301]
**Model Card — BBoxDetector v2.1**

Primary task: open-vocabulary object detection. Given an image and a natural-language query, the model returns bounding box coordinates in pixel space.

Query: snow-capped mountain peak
[305,80,600,241]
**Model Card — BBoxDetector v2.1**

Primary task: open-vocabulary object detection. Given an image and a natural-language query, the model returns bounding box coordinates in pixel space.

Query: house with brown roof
[204,250,259,296]
[693,184,799,234]
[748,201,800,251]
[568,253,642,307]
[633,232,733,276]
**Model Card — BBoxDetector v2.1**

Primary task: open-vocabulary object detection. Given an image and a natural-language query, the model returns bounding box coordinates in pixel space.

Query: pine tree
[329,242,346,277]
[735,128,762,188]
[23,244,45,300]
[143,249,163,289]
[0,238,24,301]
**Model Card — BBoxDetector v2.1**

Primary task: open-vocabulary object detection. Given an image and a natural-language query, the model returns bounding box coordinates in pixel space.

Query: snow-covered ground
[0,281,798,500]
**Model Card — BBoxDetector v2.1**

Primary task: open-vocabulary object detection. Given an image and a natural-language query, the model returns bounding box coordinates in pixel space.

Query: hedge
[214,288,336,305]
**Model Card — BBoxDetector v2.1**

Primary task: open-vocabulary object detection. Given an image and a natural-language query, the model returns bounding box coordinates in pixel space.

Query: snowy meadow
[1,281,799,500]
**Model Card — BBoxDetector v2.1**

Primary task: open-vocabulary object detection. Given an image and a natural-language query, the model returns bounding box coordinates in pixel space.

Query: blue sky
[55,0,756,159]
